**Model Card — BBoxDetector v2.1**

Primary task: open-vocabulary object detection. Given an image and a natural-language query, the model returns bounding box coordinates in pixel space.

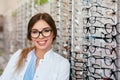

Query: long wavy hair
[15,13,57,71]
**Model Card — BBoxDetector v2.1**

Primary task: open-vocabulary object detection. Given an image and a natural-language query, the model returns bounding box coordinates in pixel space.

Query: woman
[0,13,70,80]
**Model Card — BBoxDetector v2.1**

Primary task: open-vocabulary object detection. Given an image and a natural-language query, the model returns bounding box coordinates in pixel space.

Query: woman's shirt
[23,51,37,80]
[0,49,70,80]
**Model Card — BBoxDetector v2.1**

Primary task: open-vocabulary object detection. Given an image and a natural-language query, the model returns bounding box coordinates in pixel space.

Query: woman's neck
[35,47,51,59]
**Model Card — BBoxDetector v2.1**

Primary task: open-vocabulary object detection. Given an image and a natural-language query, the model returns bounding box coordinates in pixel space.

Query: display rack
[5,0,120,79]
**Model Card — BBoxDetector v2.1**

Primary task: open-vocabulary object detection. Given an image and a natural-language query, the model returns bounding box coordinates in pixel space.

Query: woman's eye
[32,30,38,34]
[44,29,50,32]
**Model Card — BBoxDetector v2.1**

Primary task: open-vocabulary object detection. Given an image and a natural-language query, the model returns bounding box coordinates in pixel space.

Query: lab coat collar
[26,48,53,61]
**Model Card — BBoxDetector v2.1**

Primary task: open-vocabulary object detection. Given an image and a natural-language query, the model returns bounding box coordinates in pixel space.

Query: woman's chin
[36,44,47,50]
[39,46,47,50]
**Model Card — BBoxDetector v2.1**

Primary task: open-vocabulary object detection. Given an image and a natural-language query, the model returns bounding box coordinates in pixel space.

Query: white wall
[0,0,17,14]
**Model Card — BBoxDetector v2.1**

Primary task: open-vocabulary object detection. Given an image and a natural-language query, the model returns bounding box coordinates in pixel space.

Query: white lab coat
[0,49,70,80]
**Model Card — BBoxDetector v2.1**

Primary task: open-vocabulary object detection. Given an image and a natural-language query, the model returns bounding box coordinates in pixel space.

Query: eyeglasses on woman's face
[30,28,52,39]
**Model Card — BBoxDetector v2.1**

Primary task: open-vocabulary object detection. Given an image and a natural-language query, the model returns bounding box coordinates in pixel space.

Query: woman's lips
[37,40,47,46]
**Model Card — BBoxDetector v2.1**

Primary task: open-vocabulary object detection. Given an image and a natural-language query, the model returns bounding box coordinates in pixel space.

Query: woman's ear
[52,34,56,42]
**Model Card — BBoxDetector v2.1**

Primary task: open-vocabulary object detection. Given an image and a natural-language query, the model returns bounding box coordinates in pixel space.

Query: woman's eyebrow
[43,27,51,29]
[32,27,51,30]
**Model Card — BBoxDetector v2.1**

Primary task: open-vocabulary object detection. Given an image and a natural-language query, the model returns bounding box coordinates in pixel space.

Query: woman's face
[31,20,54,51]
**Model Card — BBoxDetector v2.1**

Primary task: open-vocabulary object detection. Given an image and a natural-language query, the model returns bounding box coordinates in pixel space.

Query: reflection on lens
[116,23,120,33]
[104,56,112,66]
[89,17,96,24]
[105,34,112,43]
[104,68,112,77]
[83,26,88,34]
[105,45,111,55]
[89,45,96,53]
[82,45,88,52]
[116,34,120,44]
[90,26,96,34]
[105,23,112,34]
[115,58,120,68]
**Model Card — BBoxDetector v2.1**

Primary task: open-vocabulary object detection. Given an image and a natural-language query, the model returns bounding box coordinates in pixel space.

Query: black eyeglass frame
[30,29,52,39]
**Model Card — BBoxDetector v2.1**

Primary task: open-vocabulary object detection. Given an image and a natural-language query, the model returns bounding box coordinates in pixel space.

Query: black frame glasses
[82,2,116,16]
[84,54,120,68]
[84,32,120,44]
[83,25,107,34]
[82,44,119,56]
[104,23,120,34]
[83,16,115,25]
[30,28,52,39]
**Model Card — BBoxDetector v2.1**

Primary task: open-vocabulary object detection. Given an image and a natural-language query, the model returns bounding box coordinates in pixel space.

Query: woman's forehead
[32,20,51,30]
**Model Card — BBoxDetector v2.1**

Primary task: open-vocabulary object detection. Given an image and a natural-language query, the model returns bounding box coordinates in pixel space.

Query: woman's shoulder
[52,51,70,65]
[11,49,22,57]
[14,49,22,54]
[52,52,66,59]
[8,49,22,61]
[52,52,70,71]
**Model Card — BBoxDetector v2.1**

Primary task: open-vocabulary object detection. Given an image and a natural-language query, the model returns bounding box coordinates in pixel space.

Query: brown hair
[15,13,57,71]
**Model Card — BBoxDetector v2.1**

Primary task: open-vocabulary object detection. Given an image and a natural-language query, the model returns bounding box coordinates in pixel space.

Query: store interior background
[0,0,120,80]
[0,0,17,74]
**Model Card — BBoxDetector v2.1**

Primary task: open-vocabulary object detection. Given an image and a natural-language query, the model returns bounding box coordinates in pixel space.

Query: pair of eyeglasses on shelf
[83,16,115,25]
[102,68,120,80]
[84,54,107,64]
[82,4,116,16]
[70,63,88,77]
[82,44,119,56]
[82,44,98,53]
[71,74,83,80]
[105,45,120,56]
[74,7,81,16]
[84,54,120,68]
[85,63,101,73]
[70,52,81,59]
[83,25,108,34]
[83,22,120,34]
[84,32,120,44]
[104,57,120,68]
[111,69,120,80]
[74,20,81,27]
[82,0,92,6]
[70,56,87,63]
[61,9,70,15]
[71,56,87,64]
[61,6,70,12]
[82,44,110,54]
[104,22,120,34]
[85,73,105,80]
[71,65,84,72]
[102,32,120,44]
[86,64,118,79]
[103,0,117,5]
[86,64,113,78]
[55,3,71,11]
[61,30,71,36]
[91,2,116,16]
